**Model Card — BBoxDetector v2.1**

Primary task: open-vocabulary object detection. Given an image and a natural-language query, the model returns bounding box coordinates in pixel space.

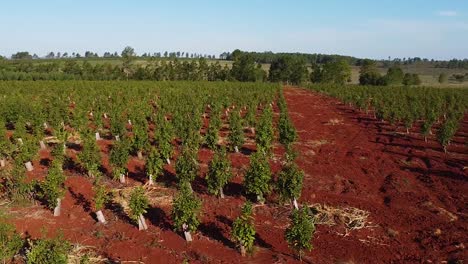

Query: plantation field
[0,81,467,263]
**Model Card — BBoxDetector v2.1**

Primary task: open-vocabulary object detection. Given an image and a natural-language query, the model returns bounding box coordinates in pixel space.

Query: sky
[1,0,467,60]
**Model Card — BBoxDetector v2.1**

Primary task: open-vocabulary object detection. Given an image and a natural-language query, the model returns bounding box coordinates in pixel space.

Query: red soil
[5,87,467,263]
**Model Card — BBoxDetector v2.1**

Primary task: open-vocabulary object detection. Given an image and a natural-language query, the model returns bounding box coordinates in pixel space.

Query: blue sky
[1,0,467,59]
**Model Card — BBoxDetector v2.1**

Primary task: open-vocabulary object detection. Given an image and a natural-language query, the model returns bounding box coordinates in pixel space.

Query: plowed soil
[4,86,467,263]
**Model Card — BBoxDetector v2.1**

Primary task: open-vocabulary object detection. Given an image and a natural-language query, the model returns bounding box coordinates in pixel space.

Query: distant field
[4,58,468,86]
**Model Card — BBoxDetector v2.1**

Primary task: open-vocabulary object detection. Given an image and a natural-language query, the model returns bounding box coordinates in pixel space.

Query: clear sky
[1,0,467,60]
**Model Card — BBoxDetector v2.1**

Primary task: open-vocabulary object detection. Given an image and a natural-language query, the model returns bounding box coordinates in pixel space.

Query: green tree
[244,151,272,203]
[228,110,244,152]
[129,186,149,230]
[206,147,232,198]
[171,181,202,241]
[231,52,258,82]
[146,147,164,185]
[437,118,458,153]
[232,202,256,256]
[285,206,315,260]
[319,59,352,85]
[26,234,71,264]
[438,73,448,84]
[359,59,384,85]
[175,148,199,189]
[278,113,297,148]
[155,117,173,164]
[109,139,130,183]
[39,160,66,216]
[205,111,221,150]
[93,178,108,224]
[131,123,149,159]
[0,217,23,263]
[121,46,136,68]
[384,66,404,85]
[77,134,101,177]
[255,107,274,155]
[277,161,304,209]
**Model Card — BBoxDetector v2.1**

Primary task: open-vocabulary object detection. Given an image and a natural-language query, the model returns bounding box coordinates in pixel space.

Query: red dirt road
[5,87,467,263]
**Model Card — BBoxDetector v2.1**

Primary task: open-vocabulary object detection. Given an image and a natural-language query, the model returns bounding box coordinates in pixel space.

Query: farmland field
[0,81,466,263]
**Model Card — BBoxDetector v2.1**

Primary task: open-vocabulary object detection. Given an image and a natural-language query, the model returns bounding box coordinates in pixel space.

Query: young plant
[26,233,71,264]
[131,123,149,159]
[155,118,173,164]
[128,186,149,230]
[278,113,298,148]
[0,124,14,167]
[171,181,202,242]
[109,139,130,183]
[277,160,304,209]
[4,160,35,205]
[0,216,23,263]
[146,147,164,185]
[243,151,272,203]
[93,180,108,224]
[77,133,101,177]
[39,160,66,216]
[232,201,256,256]
[255,107,274,155]
[228,110,244,153]
[205,116,220,150]
[15,136,39,171]
[175,148,199,190]
[437,118,458,153]
[206,147,232,198]
[285,206,315,261]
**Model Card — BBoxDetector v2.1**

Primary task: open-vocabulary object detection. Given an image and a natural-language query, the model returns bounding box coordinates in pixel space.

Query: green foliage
[438,73,448,84]
[5,160,35,204]
[206,147,232,197]
[0,124,14,160]
[0,216,23,262]
[278,113,297,147]
[155,117,174,161]
[205,111,220,150]
[231,51,265,82]
[269,55,308,85]
[128,187,149,222]
[171,181,202,232]
[77,134,101,175]
[403,73,422,85]
[255,106,274,155]
[311,59,351,85]
[175,148,199,185]
[232,202,256,255]
[93,183,108,211]
[437,118,459,152]
[359,59,385,86]
[109,139,130,179]
[26,233,71,264]
[39,160,66,209]
[15,136,39,164]
[384,66,404,85]
[285,207,315,259]
[146,147,164,182]
[228,110,244,152]
[277,161,304,203]
[131,122,149,154]
[243,151,272,202]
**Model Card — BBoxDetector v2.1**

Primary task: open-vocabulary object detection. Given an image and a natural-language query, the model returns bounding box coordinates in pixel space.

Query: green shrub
[171,181,201,233]
[128,187,149,222]
[0,217,23,263]
[206,147,232,198]
[285,207,315,260]
[232,202,256,256]
[243,151,272,203]
[27,234,71,264]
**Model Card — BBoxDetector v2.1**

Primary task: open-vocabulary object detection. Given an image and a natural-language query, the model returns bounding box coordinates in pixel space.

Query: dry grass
[310,204,373,236]
[67,244,108,264]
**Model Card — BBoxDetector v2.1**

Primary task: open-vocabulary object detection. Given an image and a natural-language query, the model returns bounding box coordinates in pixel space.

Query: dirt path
[284,86,467,263]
